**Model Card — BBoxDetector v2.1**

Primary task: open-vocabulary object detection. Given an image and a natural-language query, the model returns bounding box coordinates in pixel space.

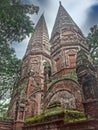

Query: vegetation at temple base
[25,107,86,124]
[0,0,39,116]
[86,25,98,64]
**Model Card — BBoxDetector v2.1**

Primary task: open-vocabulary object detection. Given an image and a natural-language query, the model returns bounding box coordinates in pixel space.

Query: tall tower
[8,14,51,120]
[42,2,87,112]
[8,3,90,125]
[50,2,89,78]
[22,14,51,118]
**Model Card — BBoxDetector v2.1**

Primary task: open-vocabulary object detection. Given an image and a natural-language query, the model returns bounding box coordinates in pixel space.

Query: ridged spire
[51,3,82,38]
[25,14,49,56]
[59,1,61,5]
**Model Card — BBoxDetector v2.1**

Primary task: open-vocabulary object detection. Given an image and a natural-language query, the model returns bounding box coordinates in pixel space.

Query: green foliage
[86,25,98,64]
[0,0,39,43]
[0,116,13,122]
[0,42,22,102]
[0,0,39,103]
[44,61,51,67]
[0,103,9,118]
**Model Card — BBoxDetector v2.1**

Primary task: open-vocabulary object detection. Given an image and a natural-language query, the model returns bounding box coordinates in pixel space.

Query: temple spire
[51,3,83,38]
[59,1,61,6]
[25,14,50,57]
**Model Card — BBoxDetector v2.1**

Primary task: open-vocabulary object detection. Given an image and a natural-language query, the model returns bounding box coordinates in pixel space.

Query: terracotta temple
[3,2,98,130]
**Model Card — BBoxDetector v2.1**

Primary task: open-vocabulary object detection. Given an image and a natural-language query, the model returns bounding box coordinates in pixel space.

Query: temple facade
[8,2,90,121]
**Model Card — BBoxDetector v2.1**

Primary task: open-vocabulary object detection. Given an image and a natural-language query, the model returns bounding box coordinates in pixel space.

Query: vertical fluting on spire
[25,14,50,57]
[51,3,83,39]
[18,14,51,118]
[50,3,88,77]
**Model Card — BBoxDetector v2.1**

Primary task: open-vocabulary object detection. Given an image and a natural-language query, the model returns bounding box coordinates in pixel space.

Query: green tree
[86,25,98,64]
[0,0,39,103]
[0,103,9,118]
[0,42,22,102]
[0,0,39,43]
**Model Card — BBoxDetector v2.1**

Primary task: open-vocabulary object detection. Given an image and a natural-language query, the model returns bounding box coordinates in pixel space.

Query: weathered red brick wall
[52,68,74,79]
[44,79,83,111]
[63,120,98,130]
[0,120,13,130]
[23,119,64,130]
[13,121,24,130]
[83,100,98,119]
[22,119,98,130]
[1,119,98,130]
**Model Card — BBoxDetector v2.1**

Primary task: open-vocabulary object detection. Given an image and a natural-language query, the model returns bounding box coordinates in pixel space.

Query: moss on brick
[25,114,44,124]
[25,107,87,125]
[47,70,78,91]
[0,117,14,122]
[64,110,86,123]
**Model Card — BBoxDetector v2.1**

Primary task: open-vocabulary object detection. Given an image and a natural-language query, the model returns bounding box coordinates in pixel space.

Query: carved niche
[48,90,76,109]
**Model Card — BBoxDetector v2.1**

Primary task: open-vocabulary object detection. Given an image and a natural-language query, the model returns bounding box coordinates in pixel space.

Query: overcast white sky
[13,0,98,59]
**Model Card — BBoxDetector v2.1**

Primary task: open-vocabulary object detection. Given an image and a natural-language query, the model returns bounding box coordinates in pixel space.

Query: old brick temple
[1,2,98,130]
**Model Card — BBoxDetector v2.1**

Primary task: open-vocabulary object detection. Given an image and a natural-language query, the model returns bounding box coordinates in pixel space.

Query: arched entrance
[44,79,83,111]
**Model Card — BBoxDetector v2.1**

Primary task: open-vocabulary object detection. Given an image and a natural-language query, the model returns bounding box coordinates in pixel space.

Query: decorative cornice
[51,43,89,56]
[23,51,51,61]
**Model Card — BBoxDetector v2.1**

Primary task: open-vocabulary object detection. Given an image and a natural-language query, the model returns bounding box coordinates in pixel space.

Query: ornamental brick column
[76,50,98,120]
[14,102,25,130]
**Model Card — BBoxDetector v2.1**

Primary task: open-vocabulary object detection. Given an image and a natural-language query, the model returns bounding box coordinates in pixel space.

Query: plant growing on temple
[0,103,9,118]
[86,25,98,64]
